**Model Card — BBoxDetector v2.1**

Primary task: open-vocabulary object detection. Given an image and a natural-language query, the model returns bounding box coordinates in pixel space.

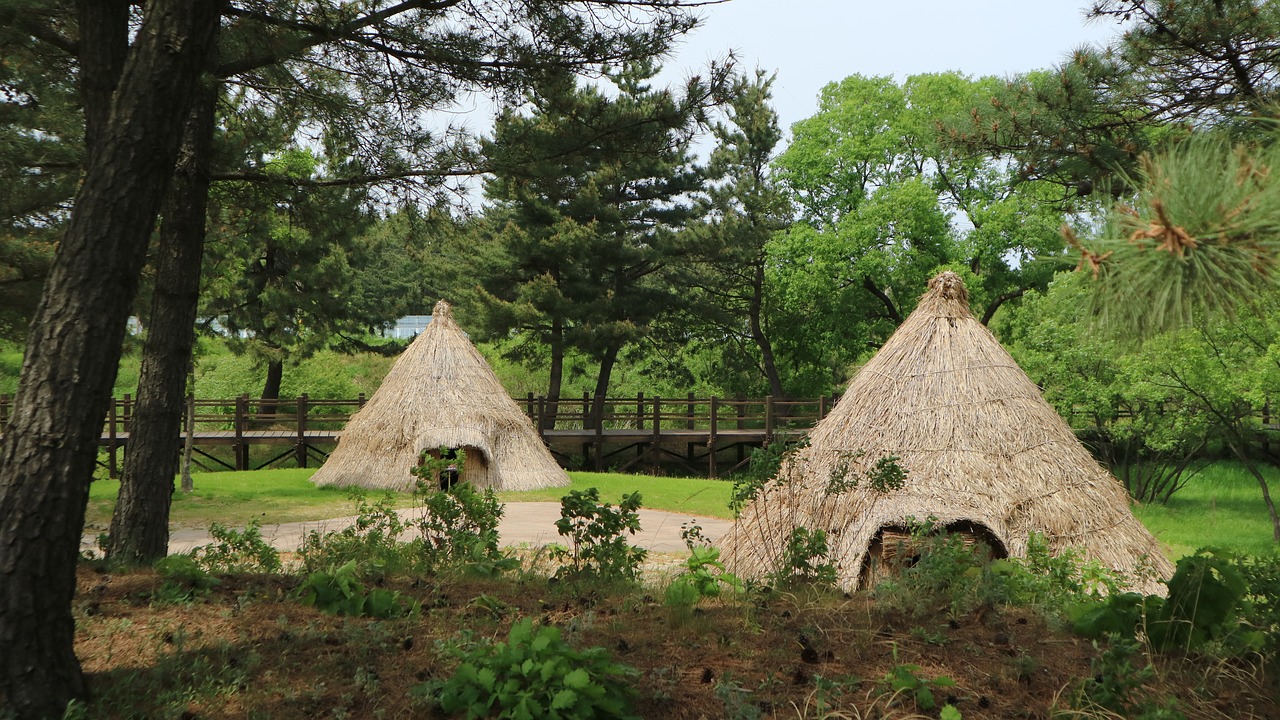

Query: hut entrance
[419,447,468,490]
[858,521,1007,588]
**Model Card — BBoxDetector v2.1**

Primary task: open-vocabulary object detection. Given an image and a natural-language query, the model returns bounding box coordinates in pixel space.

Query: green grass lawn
[1130,460,1280,559]
[84,461,1280,560]
[85,469,734,533]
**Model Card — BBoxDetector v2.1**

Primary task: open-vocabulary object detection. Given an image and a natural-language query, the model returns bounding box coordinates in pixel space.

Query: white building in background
[383,315,433,339]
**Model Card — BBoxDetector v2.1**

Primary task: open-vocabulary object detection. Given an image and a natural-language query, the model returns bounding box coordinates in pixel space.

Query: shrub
[409,472,515,575]
[436,618,639,719]
[189,519,282,574]
[1233,553,1280,657]
[769,527,838,588]
[1071,548,1264,655]
[296,560,416,618]
[553,489,646,582]
[298,489,412,578]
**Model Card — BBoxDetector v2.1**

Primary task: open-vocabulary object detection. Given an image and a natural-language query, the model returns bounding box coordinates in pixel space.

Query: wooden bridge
[0,393,836,479]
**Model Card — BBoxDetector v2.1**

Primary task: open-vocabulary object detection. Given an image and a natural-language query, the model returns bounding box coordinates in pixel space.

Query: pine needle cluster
[1066,132,1280,338]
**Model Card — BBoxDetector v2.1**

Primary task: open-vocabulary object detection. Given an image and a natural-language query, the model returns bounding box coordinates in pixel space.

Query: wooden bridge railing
[0,393,834,477]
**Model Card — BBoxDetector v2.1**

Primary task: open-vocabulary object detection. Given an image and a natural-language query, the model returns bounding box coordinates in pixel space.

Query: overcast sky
[659,0,1129,135]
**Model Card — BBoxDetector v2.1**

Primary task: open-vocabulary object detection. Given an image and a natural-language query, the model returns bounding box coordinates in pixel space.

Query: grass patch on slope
[1130,460,1280,559]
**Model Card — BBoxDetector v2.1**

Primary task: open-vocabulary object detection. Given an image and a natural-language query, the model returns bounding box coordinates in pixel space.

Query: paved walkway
[85,503,735,557]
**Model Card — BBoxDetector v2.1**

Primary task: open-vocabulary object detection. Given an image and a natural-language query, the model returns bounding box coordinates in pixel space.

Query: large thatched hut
[719,272,1173,594]
[312,301,570,492]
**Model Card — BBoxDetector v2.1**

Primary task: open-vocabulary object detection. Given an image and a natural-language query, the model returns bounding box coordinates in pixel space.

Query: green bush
[770,527,838,588]
[298,489,412,578]
[553,489,646,582]
[153,555,220,604]
[296,560,416,618]
[409,475,518,576]
[436,618,639,719]
[1071,548,1264,655]
[189,518,282,574]
[1233,553,1280,657]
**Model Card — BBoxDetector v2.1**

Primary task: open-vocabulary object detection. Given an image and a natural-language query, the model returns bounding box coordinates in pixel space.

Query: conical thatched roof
[720,272,1173,594]
[312,301,570,492]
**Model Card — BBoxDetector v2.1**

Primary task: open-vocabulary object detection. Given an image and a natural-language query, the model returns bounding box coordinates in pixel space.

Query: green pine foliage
[1070,133,1280,338]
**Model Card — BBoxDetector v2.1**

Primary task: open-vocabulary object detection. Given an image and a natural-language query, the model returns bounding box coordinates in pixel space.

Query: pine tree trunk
[0,4,219,717]
[589,345,619,430]
[749,261,787,401]
[107,82,217,568]
[260,359,284,417]
[544,319,564,430]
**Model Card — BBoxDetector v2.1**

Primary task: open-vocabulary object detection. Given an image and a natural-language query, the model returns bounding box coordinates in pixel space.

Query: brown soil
[73,563,1278,719]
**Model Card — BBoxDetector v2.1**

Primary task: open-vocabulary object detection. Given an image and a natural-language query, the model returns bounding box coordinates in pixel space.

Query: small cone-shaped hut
[312,301,570,492]
[720,272,1173,594]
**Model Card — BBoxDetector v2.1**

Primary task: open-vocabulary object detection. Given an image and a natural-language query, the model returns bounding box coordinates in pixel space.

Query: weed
[731,439,808,518]
[190,518,282,574]
[713,673,762,720]
[153,554,219,603]
[879,661,957,712]
[827,450,907,495]
[434,618,639,719]
[770,527,838,588]
[1074,636,1186,719]
[297,560,416,618]
[299,489,411,578]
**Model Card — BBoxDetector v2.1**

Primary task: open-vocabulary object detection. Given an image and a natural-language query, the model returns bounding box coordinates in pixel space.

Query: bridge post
[234,394,248,471]
[686,393,696,462]
[708,396,718,479]
[764,395,775,445]
[650,396,661,474]
[593,394,604,472]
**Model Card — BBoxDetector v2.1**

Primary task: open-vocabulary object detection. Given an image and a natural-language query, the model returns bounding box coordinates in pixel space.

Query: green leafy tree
[200,141,395,404]
[769,73,1066,391]
[110,0,708,570]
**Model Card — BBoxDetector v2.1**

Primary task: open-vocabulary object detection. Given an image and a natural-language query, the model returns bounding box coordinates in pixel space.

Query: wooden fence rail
[0,393,834,478]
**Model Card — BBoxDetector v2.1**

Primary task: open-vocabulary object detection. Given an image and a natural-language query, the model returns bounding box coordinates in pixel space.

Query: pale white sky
[661,0,1128,134]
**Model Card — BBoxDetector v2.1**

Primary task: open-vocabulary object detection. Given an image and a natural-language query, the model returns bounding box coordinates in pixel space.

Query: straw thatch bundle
[311,300,570,492]
[719,272,1174,594]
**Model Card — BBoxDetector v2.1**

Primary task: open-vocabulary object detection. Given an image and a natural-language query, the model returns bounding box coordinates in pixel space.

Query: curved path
[85,503,734,557]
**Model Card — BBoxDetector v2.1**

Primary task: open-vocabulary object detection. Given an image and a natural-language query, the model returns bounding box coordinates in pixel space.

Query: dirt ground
[71,562,1279,720]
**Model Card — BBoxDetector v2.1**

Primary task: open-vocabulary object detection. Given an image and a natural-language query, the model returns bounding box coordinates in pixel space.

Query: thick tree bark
[589,345,620,431]
[260,358,284,416]
[77,0,129,165]
[0,3,220,718]
[107,82,218,568]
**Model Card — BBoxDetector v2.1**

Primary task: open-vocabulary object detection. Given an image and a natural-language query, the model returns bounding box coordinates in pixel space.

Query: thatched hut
[719,272,1173,594]
[312,301,570,492]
